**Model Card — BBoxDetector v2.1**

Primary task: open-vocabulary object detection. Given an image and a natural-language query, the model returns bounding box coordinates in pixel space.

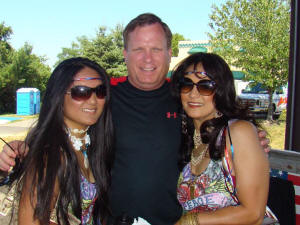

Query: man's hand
[0,140,26,171]
[258,129,271,153]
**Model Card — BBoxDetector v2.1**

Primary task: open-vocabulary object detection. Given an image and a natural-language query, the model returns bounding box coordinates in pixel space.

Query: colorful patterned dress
[177,159,238,213]
[80,174,98,225]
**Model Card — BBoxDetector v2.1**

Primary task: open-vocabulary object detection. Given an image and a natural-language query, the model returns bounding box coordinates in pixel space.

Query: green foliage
[208,0,290,120]
[0,22,13,67]
[172,33,186,56]
[56,24,127,77]
[279,109,287,121]
[0,42,51,113]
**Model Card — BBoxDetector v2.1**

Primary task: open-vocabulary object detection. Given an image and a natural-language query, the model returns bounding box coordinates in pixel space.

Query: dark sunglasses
[179,77,216,96]
[66,85,106,101]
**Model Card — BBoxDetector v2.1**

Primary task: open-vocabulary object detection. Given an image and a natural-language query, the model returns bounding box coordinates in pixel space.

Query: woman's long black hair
[171,52,258,170]
[16,57,114,224]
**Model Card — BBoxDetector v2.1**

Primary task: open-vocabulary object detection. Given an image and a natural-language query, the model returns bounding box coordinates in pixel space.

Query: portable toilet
[16,88,34,115]
[34,88,40,114]
[28,88,40,114]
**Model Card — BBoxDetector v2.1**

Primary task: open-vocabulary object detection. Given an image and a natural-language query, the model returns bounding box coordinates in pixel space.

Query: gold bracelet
[192,213,199,225]
[179,213,198,225]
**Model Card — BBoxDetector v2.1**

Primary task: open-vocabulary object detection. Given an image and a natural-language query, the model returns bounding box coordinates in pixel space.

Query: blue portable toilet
[16,88,34,115]
[28,88,40,114]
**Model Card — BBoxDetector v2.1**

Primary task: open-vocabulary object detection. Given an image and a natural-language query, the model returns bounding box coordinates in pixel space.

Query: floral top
[80,174,98,225]
[177,159,238,213]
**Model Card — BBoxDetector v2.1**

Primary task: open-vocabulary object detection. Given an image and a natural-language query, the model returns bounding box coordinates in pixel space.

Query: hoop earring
[181,112,188,135]
[215,111,223,118]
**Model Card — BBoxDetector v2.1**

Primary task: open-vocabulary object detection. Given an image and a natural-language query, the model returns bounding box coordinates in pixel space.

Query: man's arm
[0,140,27,171]
[0,130,271,171]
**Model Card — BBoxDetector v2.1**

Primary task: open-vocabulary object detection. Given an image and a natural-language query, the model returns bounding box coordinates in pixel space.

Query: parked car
[238,82,287,120]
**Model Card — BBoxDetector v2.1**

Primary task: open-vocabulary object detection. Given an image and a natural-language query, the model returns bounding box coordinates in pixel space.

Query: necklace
[191,129,208,166]
[66,127,91,168]
[193,129,202,149]
[71,127,89,134]
[81,144,90,169]
[191,145,208,166]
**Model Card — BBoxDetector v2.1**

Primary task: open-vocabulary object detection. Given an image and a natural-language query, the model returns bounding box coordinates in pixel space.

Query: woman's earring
[215,111,223,118]
[182,113,188,135]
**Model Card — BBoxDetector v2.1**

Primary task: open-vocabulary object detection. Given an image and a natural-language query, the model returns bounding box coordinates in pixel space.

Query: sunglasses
[179,77,216,96]
[66,85,106,101]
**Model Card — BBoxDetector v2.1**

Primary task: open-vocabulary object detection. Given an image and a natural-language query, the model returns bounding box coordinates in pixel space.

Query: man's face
[123,23,172,91]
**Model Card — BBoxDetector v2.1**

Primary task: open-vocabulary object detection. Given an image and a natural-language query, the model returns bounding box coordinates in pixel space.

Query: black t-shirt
[109,77,182,224]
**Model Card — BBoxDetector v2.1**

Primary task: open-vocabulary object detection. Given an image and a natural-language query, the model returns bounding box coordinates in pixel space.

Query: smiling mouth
[188,102,204,107]
[82,108,96,113]
[142,67,155,71]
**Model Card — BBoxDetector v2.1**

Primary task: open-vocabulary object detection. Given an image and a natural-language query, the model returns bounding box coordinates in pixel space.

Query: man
[1,13,270,225]
[108,13,182,224]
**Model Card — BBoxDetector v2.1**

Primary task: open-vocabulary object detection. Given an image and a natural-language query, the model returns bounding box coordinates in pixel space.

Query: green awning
[188,47,208,54]
[232,71,245,80]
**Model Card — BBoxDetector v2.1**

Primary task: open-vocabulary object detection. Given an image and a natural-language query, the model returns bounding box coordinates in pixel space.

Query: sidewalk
[0,118,38,137]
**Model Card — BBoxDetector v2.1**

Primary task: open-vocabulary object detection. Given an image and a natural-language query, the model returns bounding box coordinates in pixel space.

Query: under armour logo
[166,112,177,118]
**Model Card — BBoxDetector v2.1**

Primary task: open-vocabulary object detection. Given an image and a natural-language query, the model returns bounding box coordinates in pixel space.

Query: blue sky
[1,0,226,68]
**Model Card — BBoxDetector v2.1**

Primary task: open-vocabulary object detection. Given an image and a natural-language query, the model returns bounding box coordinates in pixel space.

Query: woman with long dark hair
[8,57,114,224]
[171,53,272,224]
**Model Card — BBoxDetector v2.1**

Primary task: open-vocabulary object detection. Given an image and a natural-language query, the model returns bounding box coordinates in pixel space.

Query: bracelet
[179,213,198,225]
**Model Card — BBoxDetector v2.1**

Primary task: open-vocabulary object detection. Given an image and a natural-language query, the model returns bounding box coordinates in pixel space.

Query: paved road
[0,118,38,137]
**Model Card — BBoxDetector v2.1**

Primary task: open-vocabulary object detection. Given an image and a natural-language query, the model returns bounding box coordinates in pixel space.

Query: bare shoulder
[227,120,264,159]
[229,120,258,138]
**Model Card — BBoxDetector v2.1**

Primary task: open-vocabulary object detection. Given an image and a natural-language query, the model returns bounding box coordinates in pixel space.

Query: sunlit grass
[261,121,286,150]
[0,114,37,151]
[0,114,38,118]
[259,110,287,150]
[0,132,28,152]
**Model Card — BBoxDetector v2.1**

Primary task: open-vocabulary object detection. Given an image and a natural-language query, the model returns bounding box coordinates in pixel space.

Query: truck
[238,82,287,120]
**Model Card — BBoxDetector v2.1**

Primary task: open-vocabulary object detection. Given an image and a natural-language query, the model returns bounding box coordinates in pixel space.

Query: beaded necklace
[66,127,90,168]
[191,129,208,166]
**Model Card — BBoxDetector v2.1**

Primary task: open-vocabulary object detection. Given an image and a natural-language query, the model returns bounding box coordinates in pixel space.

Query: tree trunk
[267,89,274,121]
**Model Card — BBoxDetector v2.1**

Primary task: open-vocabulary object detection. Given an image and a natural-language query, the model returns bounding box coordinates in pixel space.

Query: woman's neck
[193,119,203,132]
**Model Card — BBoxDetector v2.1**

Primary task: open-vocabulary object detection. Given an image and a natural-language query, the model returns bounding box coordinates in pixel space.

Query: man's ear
[168,48,172,63]
[123,49,128,64]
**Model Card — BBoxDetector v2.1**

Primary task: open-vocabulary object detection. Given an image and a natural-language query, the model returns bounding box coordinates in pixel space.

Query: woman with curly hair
[172,52,271,225]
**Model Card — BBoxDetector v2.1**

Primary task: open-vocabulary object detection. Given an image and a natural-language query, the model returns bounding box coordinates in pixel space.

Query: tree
[208,0,290,120]
[56,24,127,77]
[0,43,51,113]
[172,33,186,57]
[0,22,13,67]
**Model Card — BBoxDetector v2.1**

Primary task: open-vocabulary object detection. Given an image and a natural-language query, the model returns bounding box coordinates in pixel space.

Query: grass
[0,133,28,152]
[261,120,286,150]
[260,110,287,150]
[0,114,37,150]
[0,114,38,118]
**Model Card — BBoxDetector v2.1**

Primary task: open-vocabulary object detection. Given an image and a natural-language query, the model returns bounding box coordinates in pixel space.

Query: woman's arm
[177,120,269,225]
[18,171,59,225]
[18,171,40,225]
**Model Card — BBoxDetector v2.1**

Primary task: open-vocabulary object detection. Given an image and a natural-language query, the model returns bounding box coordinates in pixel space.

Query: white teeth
[82,109,96,112]
[189,102,203,106]
[143,68,154,71]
